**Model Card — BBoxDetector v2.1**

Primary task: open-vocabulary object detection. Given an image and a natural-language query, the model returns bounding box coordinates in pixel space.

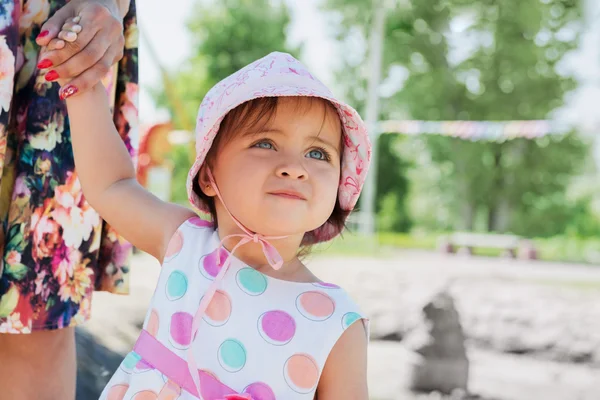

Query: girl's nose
[276,162,308,180]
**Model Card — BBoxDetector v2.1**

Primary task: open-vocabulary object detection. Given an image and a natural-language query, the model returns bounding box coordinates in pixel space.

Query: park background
[78,1,600,399]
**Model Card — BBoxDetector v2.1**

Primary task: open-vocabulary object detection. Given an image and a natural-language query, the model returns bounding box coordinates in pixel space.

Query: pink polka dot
[204,290,232,326]
[296,291,335,321]
[132,390,158,400]
[165,230,183,260]
[106,384,129,400]
[243,382,276,400]
[147,309,159,336]
[199,248,228,279]
[170,312,193,348]
[187,216,213,228]
[258,310,295,345]
[284,354,319,393]
[134,359,153,373]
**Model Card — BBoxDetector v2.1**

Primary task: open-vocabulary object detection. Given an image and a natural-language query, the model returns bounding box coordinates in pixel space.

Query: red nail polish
[37,30,49,39]
[45,70,59,81]
[60,85,78,100]
[37,59,53,69]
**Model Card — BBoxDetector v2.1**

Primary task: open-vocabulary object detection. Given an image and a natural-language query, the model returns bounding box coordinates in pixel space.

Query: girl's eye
[306,148,330,161]
[254,141,273,150]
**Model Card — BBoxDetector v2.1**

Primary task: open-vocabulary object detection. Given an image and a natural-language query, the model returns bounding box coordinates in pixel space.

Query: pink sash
[133,329,251,399]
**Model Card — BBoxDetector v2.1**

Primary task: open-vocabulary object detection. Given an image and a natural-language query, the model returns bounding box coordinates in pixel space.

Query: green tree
[155,0,299,203]
[322,2,414,232]
[324,0,591,237]
[375,134,413,232]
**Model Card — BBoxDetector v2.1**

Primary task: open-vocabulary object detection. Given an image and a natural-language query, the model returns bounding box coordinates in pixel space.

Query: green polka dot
[166,270,188,300]
[218,339,247,372]
[123,351,141,369]
[342,312,361,329]
[236,268,267,295]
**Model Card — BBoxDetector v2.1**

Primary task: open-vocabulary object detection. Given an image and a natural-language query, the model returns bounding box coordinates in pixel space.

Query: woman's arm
[316,321,369,399]
[66,83,194,261]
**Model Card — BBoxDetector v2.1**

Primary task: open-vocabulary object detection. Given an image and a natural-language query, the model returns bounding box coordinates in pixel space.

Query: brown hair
[192,97,350,245]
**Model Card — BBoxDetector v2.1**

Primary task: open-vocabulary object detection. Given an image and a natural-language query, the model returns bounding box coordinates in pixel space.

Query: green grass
[313,231,600,265]
[312,234,393,258]
[312,231,437,258]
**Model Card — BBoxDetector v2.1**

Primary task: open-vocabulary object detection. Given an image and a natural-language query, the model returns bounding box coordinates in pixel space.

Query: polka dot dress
[100,217,368,400]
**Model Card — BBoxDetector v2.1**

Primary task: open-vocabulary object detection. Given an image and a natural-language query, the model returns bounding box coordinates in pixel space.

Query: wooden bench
[438,232,537,259]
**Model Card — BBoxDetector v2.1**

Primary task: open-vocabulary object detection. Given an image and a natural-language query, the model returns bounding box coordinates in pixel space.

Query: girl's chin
[245,220,315,238]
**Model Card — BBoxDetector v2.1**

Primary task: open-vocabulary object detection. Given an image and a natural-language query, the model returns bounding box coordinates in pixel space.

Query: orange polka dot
[298,291,335,320]
[147,309,159,336]
[165,230,183,259]
[158,380,181,400]
[285,354,319,392]
[133,390,158,400]
[107,384,129,400]
[204,290,232,326]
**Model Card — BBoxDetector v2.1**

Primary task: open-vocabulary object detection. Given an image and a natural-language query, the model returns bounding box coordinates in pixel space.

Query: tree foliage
[323,0,593,236]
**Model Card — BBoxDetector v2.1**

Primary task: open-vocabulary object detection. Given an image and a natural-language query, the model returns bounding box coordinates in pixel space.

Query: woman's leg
[0,328,76,400]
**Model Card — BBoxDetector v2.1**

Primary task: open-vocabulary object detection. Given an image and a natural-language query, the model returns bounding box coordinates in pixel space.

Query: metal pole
[361,0,386,236]
[587,0,600,165]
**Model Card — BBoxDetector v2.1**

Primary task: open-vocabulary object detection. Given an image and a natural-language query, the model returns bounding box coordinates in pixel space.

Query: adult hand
[35,0,129,99]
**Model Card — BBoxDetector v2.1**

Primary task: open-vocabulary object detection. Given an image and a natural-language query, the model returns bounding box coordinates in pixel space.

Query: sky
[136,0,600,146]
[136,0,338,125]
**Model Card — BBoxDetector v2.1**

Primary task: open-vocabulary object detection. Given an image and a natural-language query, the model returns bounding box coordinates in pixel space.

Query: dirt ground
[78,250,600,400]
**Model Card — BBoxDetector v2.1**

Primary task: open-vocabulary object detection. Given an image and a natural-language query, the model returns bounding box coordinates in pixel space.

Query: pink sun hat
[186,51,371,244]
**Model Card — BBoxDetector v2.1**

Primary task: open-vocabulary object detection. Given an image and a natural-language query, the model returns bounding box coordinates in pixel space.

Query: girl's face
[204,97,342,238]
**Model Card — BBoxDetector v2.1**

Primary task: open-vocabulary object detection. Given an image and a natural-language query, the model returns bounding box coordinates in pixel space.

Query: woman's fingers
[40,16,82,64]
[37,3,123,81]
[36,1,126,94]
[46,38,66,51]
[46,25,123,84]
[35,3,73,46]
[37,13,100,77]
[58,43,122,101]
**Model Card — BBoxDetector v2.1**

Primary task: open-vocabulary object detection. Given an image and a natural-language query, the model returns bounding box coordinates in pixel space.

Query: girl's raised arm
[65,83,195,261]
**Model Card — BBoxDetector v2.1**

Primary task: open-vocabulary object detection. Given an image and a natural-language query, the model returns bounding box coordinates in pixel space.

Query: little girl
[61,23,371,399]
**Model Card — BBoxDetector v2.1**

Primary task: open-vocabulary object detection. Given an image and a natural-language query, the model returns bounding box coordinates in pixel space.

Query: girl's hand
[35,0,128,100]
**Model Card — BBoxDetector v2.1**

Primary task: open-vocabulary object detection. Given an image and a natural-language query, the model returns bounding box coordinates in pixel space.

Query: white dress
[100,217,368,400]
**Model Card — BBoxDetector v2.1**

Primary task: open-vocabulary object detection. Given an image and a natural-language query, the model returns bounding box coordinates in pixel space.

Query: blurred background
[78,0,600,399]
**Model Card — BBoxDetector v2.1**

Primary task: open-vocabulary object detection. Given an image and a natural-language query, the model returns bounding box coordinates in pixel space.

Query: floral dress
[0,0,138,333]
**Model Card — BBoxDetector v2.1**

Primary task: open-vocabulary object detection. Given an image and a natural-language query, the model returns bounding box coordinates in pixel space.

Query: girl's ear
[198,165,217,197]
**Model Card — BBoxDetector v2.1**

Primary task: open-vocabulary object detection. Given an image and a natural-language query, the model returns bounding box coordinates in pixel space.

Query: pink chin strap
[186,168,286,399]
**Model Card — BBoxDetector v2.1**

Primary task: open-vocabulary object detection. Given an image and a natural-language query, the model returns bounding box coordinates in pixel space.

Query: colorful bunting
[379,120,570,141]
